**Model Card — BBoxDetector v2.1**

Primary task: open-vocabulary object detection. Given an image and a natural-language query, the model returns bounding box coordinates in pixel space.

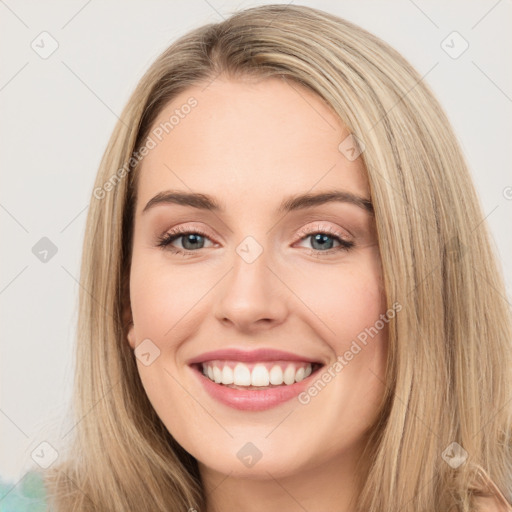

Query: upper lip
[187,348,325,365]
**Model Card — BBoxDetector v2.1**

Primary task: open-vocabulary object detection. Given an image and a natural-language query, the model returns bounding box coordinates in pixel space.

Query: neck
[199,440,368,512]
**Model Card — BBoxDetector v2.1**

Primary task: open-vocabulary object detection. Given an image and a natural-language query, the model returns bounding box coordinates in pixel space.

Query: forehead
[135,77,369,215]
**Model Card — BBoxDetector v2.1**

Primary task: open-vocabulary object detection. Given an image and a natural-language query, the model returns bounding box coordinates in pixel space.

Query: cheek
[128,253,205,437]
[292,250,386,352]
[129,249,208,345]
[290,249,388,418]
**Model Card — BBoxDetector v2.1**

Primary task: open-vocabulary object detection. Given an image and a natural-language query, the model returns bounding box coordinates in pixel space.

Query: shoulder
[0,471,48,511]
[468,465,512,512]
[473,495,512,512]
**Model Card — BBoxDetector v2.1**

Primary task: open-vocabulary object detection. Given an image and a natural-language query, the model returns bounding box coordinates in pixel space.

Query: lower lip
[190,364,322,411]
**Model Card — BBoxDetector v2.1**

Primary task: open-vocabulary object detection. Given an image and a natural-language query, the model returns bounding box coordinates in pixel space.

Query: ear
[126,321,136,350]
[121,272,136,350]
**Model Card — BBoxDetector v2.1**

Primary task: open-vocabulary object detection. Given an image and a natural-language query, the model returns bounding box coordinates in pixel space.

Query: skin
[126,76,389,512]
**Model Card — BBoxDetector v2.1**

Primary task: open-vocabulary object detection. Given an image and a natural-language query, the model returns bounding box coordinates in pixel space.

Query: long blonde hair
[43,4,512,511]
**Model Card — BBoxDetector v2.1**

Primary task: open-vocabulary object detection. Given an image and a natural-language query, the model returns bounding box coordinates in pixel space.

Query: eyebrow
[142,189,374,215]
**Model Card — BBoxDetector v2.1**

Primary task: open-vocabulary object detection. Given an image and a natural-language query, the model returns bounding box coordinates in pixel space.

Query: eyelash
[156,224,355,257]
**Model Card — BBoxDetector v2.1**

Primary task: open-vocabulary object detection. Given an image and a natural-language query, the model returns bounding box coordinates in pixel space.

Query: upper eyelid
[163,222,352,245]
[160,229,354,258]
[296,223,351,238]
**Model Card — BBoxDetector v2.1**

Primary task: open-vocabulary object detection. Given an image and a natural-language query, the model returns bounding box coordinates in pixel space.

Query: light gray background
[1,0,511,483]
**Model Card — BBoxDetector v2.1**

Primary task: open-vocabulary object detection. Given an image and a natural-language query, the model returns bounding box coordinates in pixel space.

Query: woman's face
[127,76,388,479]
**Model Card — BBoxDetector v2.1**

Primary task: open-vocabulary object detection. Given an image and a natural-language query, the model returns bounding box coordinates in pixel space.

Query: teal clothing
[0,471,48,511]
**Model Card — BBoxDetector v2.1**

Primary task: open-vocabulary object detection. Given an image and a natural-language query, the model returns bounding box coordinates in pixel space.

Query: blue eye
[157,227,213,254]
[301,232,354,253]
[294,225,354,255]
[157,226,354,256]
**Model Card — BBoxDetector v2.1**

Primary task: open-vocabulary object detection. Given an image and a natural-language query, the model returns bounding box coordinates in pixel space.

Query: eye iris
[182,233,204,250]
[164,230,345,253]
[311,233,334,250]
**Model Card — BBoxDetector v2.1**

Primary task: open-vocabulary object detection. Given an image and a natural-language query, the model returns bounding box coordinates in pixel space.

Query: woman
[35,4,511,511]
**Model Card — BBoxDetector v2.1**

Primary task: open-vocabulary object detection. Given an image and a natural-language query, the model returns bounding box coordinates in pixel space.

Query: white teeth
[221,365,234,385]
[233,363,251,386]
[251,364,270,386]
[201,361,315,387]
[295,367,305,382]
[269,365,284,385]
[283,365,296,385]
[213,366,222,384]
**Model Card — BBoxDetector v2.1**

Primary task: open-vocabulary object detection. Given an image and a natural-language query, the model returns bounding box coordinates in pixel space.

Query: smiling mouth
[191,360,324,389]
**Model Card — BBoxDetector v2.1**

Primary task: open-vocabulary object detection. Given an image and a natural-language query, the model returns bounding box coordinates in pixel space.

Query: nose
[213,244,289,333]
